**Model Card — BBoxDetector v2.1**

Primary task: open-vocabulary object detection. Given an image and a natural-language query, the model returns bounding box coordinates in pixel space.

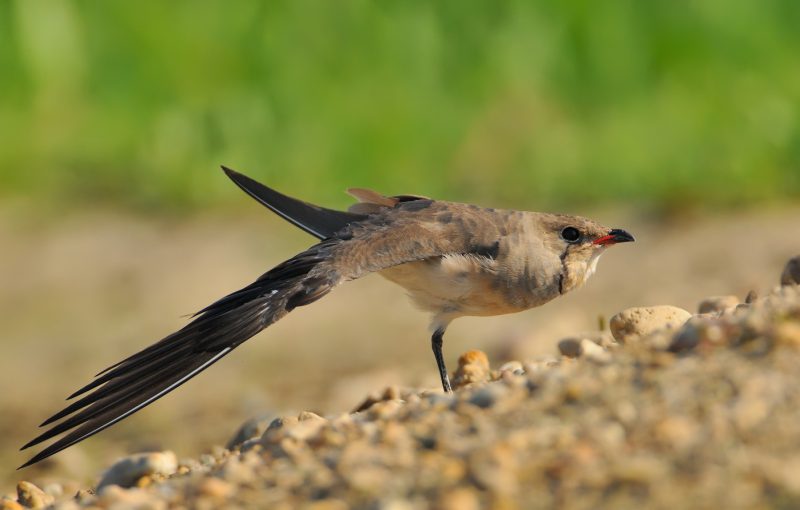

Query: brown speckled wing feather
[328,200,506,280]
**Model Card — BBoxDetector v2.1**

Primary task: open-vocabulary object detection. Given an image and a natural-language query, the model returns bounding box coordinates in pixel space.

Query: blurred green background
[1,0,798,213]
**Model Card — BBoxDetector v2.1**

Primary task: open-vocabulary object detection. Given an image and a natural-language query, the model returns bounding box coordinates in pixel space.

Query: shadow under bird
[20,167,634,468]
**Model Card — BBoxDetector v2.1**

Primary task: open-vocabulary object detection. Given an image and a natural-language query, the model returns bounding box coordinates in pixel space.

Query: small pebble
[452,350,491,388]
[467,383,507,409]
[498,360,523,374]
[781,256,800,286]
[351,386,405,413]
[558,339,582,358]
[668,326,700,353]
[669,318,726,353]
[16,482,53,509]
[282,412,327,441]
[74,488,95,503]
[0,500,24,510]
[580,339,611,363]
[260,416,301,446]
[96,451,177,490]
[367,399,404,420]
[298,410,326,422]
[697,295,740,314]
[226,416,274,450]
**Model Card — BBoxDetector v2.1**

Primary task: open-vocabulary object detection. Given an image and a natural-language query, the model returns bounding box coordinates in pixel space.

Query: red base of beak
[593,229,635,246]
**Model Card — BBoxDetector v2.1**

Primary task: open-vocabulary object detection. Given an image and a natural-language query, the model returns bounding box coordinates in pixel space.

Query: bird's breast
[378,254,549,318]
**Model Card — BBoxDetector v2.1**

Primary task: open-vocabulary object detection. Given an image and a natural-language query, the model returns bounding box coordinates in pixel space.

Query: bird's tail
[20,239,340,468]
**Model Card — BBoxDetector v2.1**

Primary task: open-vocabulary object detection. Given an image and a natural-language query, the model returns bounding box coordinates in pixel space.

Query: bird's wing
[21,200,504,468]
[330,200,506,280]
[222,166,367,240]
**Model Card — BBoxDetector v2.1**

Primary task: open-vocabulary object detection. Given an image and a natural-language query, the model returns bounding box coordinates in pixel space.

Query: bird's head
[539,214,635,293]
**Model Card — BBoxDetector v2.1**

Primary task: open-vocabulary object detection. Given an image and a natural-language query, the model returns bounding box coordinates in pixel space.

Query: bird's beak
[593,228,635,246]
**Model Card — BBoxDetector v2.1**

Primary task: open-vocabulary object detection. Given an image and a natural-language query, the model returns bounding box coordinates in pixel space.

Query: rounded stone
[0,499,25,510]
[580,339,611,363]
[498,361,523,374]
[670,317,727,353]
[226,416,274,450]
[610,306,692,343]
[452,350,491,388]
[96,451,178,490]
[558,339,583,358]
[781,256,800,286]
[467,383,508,409]
[367,399,405,420]
[697,295,740,315]
[16,481,53,509]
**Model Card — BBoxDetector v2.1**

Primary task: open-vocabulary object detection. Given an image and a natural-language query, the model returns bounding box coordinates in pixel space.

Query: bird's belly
[378,257,529,318]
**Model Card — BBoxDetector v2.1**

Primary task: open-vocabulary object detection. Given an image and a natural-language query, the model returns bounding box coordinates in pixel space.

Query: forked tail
[20,239,340,468]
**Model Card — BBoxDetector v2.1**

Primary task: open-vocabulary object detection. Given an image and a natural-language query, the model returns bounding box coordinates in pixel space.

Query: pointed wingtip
[221,165,253,190]
[39,415,58,427]
[220,165,239,177]
[18,451,46,469]
[66,384,92,400]
[21,427,51,450]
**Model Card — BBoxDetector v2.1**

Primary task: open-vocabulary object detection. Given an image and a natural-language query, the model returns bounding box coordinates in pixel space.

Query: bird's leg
[431,328,452,393]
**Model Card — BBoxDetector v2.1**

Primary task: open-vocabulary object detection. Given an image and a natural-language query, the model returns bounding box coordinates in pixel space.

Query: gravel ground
[6,258,800,510]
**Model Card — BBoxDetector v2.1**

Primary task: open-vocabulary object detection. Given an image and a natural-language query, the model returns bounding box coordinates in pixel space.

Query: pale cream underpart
[378,254,514,330]
[379,247,606,332]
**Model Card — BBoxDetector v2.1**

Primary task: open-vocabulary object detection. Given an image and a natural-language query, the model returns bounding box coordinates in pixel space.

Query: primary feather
[20,237,342,468]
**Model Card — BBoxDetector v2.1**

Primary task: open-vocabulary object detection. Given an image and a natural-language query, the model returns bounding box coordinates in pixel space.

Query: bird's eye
[560,227,581,243]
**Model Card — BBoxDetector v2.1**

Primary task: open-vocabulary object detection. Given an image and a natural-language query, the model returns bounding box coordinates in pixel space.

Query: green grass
[1,0,798,213]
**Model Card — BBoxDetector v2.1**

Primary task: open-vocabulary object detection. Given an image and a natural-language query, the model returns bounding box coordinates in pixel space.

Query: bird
[20,166,634,468]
